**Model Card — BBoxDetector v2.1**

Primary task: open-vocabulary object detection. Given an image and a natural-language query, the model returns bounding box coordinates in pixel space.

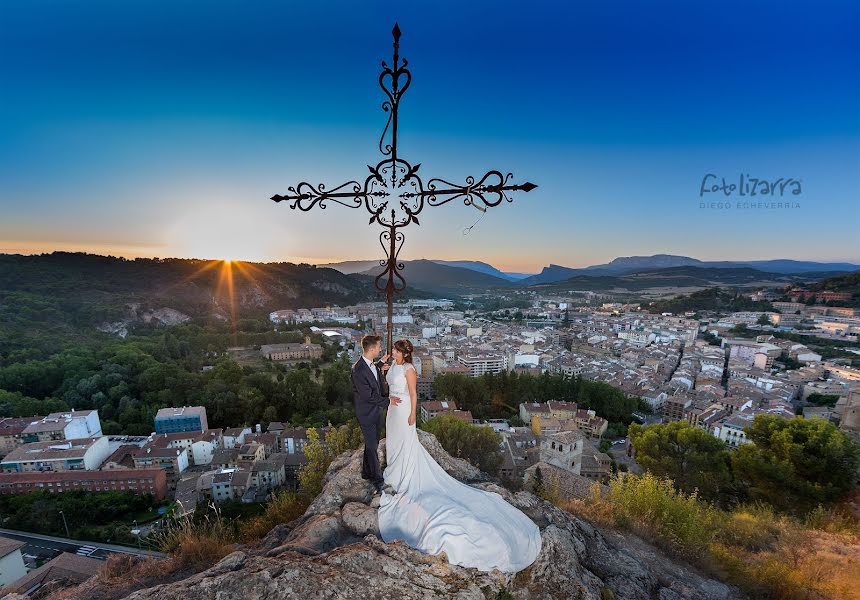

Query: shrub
[559,472,860,600]
[298,421,363,496]
[241,490,310,541]
[421,414,502,475]
[605,472,713,557]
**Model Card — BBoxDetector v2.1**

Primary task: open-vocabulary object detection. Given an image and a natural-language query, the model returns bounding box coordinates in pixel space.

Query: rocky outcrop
[97,304,192,337]
[60,431,740,600]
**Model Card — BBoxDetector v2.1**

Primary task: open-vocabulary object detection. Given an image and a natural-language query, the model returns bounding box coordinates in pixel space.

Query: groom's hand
[390,395,402,406]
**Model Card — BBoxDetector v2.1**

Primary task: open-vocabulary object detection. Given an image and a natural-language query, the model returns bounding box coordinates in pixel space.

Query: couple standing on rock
[351,334,541,573]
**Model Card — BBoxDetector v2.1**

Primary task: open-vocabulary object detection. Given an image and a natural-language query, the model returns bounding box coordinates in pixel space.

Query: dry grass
[49,554,183,600]
[50,506,240,600]
[561,473,860,600]
[152,504,236,569]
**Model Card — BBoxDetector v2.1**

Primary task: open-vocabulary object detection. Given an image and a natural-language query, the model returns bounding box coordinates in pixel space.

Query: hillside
[355,259,513,296]
[0,252,379,360]
[317,260,381,275]
[430,259,521,281]
[534,265,825,294]
[807,270,860,306]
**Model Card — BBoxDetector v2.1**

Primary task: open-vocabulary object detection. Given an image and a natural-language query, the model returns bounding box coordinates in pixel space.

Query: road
[0,527,166,566]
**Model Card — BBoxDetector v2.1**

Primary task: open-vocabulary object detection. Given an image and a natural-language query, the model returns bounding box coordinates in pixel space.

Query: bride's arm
[406,364,418,426]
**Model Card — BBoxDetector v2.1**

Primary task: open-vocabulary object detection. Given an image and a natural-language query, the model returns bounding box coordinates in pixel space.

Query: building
[146,429,223,466]
[0,437,111,473]
[481,419,512,433]
[20,410,102,444]
[713,413,755,448]
[519,402,552,424]
[522,401,607,439]
[839,389,860,434]
[662,395,692,422]
[7,552,101,596]
[238,442,266,463]
[133,445,189,490]
[0,416,43,457]
[0,468,167,500]
[281,427,308,455]
[154,406,209,434]
[0,536,27,587]
[250,454,288,491]
[579,448,612,483]
[244,433,278,456]
[260,342,323,361]
[100,444,139,470]
[574,410,608,438]
[266,421,286,451]
[419,400,458,422]
[457,353,507,377]
[210,469,252,502]
[499,429,539,481]
[223,427,251,448]
[538,430,585,475]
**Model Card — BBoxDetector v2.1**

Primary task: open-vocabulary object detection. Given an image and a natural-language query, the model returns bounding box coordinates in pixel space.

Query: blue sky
[1,0,858,272]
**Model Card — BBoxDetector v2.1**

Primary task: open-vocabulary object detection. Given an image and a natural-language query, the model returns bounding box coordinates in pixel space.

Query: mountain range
[353,259,515,296]
[319,254,859,295]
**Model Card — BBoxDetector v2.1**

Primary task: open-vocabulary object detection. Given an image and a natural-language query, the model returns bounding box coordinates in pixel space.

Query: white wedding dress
[378,362,542,573]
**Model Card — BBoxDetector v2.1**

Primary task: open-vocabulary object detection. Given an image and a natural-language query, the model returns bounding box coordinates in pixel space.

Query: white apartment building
[712,413,755,447]
[457,353,507,377]
[1,436,111,473]
[20,410,102,443]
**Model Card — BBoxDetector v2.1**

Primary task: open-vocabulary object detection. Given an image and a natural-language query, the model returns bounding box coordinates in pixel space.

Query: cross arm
[271,179,386,212]
[400,169,537,211]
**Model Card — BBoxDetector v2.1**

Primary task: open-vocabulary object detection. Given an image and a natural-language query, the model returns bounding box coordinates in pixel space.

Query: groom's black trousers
[360,416,384,487]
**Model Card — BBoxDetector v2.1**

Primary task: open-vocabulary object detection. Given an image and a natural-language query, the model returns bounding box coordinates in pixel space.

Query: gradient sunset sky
[1,0,859,273]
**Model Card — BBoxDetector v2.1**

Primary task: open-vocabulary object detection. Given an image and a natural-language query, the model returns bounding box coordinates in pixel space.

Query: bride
[378,339,542,573]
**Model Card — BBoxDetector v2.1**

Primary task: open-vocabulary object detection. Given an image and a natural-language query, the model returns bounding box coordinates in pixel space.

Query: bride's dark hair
[393,339,414,363]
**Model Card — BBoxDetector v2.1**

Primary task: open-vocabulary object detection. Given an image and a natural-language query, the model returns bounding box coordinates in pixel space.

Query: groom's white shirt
[362,355,378,381]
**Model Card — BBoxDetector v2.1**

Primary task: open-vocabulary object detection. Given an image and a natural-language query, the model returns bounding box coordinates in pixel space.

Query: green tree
[421,415,501,475]
[297,421,364,496]
[731,414,860,513]
[628,421,733,503]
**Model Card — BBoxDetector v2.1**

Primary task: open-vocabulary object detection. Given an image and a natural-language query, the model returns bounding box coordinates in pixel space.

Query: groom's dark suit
[352,356,390,487]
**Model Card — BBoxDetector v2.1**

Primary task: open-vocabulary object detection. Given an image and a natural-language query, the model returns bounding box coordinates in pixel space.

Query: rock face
[65,431,740,600]
[97,304,192,338]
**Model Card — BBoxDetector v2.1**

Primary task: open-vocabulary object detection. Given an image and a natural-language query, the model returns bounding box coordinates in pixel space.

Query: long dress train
[378,362,541,573]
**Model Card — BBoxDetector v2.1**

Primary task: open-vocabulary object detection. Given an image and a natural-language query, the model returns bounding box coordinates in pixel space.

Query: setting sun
[166,203,280,263]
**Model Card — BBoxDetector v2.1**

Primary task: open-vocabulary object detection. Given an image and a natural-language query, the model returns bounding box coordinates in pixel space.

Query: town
[2,283,857,581]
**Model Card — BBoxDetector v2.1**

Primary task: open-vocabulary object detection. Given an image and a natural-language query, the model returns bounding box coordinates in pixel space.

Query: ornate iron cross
[272,23,536,353]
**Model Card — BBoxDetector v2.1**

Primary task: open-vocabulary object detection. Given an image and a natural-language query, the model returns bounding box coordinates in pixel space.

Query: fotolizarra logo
[699,174,802,209]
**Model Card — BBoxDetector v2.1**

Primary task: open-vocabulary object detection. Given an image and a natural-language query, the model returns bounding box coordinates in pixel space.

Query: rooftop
[10,551,101,595]
[155,406,206,419]
[546,430,585,445]
[0,535,25,557]
[1,437,102,463]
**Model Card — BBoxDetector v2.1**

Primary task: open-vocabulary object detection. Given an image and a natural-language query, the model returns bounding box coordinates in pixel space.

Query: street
[0,527,166,567]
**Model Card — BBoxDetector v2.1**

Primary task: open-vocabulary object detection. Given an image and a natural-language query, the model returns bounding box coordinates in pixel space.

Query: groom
[352,334,401,494]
